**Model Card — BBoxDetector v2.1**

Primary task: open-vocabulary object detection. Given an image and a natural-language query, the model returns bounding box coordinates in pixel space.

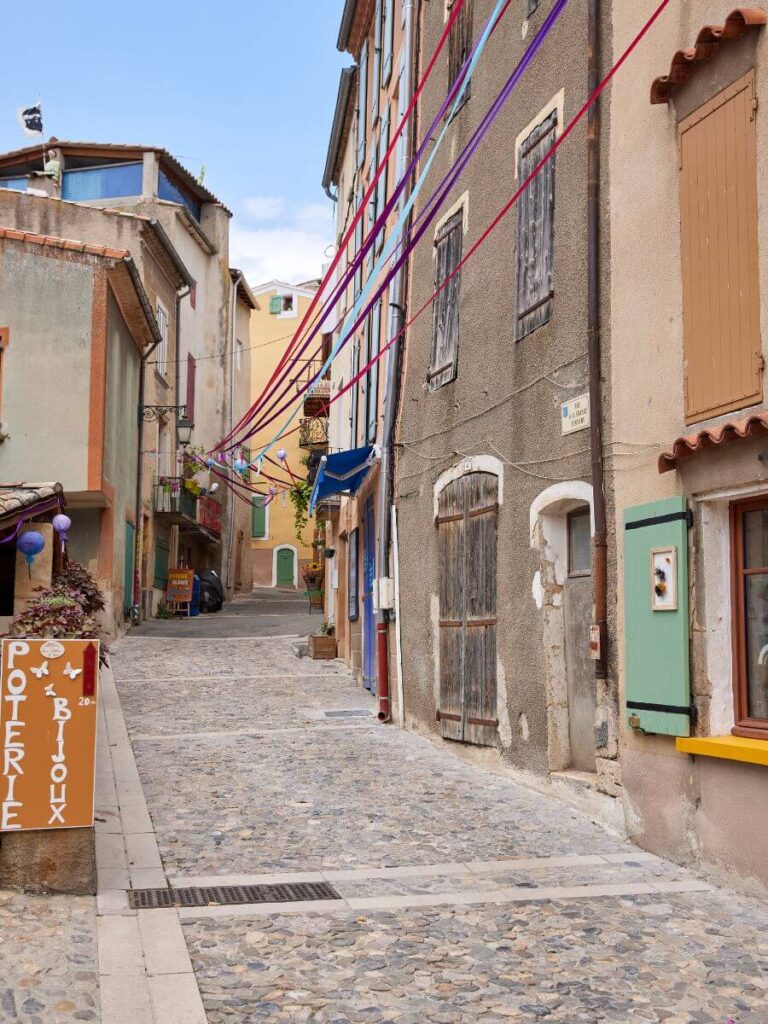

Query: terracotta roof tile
[658,411,768,472]
[651,8,767,104]
[0,225,129,261]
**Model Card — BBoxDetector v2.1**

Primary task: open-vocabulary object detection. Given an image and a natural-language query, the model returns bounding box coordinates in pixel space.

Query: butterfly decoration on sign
[31,661,49,679]
[64,662,82,680]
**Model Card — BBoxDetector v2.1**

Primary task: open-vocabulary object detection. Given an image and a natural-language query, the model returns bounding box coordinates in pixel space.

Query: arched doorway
[530,482,596,773]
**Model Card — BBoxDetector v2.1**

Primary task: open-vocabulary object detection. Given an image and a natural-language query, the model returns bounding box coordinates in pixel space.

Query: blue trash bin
[191,574,201,617]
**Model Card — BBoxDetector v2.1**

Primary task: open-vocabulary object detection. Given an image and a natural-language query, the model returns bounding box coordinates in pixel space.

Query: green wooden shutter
[124,521,135,613]
[251,496,267,539]
[269,295,282,315]
[153,538,171,590]
[623,497,692,737]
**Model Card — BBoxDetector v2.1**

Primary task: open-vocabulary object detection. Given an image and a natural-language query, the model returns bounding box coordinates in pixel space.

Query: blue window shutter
[623,497,692,737]
[376,108,390,255]
[269,295,282,315]
[371,0,382,122]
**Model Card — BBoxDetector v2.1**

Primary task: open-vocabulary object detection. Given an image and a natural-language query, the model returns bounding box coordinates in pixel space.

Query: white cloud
[242,195,285,220]
[232,200,335,286]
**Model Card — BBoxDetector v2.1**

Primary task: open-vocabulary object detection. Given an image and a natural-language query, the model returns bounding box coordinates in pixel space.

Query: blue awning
[310,445,376,515]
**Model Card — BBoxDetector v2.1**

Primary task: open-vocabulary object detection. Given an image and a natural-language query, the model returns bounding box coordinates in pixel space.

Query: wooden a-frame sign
[0,639,99,832]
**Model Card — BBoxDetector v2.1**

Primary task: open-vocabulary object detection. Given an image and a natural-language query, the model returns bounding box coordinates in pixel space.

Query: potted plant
[309,622,337,660]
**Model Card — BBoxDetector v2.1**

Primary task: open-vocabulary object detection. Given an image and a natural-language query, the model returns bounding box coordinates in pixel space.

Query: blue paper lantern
[18,530,45,573]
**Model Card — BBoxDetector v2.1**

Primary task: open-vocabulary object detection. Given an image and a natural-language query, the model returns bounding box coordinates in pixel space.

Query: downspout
[588,0,608,680]
[376,0,417,722]
[224,272,243,595]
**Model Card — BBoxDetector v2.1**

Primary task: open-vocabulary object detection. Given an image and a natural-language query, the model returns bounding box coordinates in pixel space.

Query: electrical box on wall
[376,577,395,611]
[623,497,692,737]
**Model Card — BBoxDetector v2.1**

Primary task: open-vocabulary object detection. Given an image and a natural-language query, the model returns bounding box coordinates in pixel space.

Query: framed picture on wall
[348,527,360,622]
[651,546,677,611]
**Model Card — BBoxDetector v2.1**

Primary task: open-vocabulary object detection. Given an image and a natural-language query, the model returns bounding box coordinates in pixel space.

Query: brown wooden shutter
[186,354,196,423]
[436,472,498,747]
[679,71,762,424]
[516,111,557,340]
[429,211,463,391]
[448,0,473,96]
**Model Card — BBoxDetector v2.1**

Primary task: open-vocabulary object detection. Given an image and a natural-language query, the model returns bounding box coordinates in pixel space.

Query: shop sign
[0,639,99,832]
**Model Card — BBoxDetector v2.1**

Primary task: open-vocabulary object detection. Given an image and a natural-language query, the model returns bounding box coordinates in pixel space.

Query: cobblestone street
[2,591,768,1023]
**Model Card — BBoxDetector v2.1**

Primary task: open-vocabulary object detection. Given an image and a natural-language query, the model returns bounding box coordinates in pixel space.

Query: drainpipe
[587,0,607,680]
[224,272,243,595]
[376,0,417,722]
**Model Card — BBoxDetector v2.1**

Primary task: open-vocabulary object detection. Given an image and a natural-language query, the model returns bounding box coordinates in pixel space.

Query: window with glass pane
[731,498,768,736]
[567,508,591,577]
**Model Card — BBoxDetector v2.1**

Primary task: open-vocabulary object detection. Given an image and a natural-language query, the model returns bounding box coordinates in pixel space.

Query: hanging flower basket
[301,561,324,590]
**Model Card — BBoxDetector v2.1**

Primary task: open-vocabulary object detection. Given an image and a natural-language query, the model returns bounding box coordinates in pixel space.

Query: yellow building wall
[249,285,317,588]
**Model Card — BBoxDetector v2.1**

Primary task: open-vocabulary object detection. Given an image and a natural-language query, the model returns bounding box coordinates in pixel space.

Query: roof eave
[323,67,357,194]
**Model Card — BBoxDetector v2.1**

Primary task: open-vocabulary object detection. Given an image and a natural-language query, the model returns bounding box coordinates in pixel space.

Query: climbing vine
[289,480,313,544]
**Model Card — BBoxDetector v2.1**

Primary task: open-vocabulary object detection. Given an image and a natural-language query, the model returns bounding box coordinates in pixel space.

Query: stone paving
[0,890,99,1023]
[105,597,768,1023]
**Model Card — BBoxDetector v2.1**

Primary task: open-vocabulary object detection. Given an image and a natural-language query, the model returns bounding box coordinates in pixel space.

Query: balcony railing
[153,477,197,520]
[299,417,329,450]
[295,358,331,399]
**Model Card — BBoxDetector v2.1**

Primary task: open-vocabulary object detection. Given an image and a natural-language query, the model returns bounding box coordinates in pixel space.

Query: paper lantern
[52,513,72,554]
[277,448,287,462]
[18,531,45,576]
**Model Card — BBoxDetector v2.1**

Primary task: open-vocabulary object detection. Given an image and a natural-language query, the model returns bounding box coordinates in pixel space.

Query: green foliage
[320,621,335,637]
[50,561,106,616]
[289,480,313,544]
[11,561,105,640]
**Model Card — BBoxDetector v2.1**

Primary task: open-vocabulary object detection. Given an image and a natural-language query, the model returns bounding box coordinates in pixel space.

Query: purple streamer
[239,0,570,445]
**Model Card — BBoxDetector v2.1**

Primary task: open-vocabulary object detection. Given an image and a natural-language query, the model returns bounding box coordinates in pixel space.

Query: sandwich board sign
[0,639,99,832]
[166,569,195,604]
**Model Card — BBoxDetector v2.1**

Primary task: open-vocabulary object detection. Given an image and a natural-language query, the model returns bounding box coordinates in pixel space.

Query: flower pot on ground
[309,634,337,660]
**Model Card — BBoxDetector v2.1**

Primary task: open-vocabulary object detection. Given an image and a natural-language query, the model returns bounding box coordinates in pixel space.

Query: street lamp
[176,416,194,448]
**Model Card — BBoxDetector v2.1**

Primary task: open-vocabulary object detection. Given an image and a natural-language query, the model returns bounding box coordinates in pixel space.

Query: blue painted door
[362,497,376,693]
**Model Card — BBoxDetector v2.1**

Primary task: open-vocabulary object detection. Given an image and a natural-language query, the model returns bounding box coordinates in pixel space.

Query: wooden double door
[436,472,499,747]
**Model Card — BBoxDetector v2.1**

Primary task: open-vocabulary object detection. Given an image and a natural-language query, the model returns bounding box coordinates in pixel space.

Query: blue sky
[1,0,348,284]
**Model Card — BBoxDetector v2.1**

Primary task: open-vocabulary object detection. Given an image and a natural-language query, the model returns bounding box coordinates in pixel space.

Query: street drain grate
[127,881,341,910]
[324,709,372,718]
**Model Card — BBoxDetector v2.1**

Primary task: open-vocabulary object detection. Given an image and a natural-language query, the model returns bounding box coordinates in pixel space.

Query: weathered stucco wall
[0,243,93,489]
[395,0,610,780]
[609,0,768,891]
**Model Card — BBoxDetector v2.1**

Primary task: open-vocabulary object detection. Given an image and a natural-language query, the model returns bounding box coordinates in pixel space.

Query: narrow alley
[10,589,760,1024]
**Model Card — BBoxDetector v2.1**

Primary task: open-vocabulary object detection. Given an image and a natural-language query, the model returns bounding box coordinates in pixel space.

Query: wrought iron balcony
[299,417,329,451]
[153,477,197,521]
[197,495,222,536]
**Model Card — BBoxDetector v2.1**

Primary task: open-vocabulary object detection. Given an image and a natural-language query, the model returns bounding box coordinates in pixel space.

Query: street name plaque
[0,639,99,832]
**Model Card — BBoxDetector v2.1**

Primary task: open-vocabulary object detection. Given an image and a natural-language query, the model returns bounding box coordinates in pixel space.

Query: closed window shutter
[382,0,394,84]
[448,0,473,97]
[185,354,196,423]
[251,496,267,539]
[358,41,368,168]
[376,107,390,256]
[354,189,363,296]
[269,295,282,315]
[516,111,557,341]
[429,210,463,390]
[350,340,360,446]
[679,71,762,423]
[371,0,382,123]
[367,143,378,271]
[366,300,381,443]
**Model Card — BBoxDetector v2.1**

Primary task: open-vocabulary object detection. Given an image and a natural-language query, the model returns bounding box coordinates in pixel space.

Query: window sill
[675,735,768,767]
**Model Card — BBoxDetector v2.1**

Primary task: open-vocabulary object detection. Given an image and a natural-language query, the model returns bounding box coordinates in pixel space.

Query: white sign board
[561,394,590,435]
